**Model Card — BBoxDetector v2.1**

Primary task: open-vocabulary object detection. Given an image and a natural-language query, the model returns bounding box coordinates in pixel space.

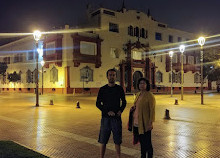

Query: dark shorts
[98,117,122,145]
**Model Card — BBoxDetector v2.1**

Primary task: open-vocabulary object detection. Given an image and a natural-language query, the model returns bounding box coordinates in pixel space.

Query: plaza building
[0,5,211,94]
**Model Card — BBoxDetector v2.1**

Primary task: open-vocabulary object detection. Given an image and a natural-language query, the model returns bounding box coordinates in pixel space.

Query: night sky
[0,0,220,35]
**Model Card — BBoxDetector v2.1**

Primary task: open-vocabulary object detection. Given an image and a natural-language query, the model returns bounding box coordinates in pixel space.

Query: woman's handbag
[127,106,136,131]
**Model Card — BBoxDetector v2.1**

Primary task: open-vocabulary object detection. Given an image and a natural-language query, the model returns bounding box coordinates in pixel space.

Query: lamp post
[169,51,174,97]
[198,37,206,105]
[179,45,185,100]
[33,30,41,107]
[41,60,45,95]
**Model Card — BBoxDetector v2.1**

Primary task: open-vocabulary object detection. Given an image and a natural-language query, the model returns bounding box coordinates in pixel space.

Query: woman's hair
[137,78,150,91]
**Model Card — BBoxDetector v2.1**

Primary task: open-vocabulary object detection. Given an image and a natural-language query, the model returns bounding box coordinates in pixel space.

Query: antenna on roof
[147,9,151,17]
[122,0,125,9]
[121,0,126,13]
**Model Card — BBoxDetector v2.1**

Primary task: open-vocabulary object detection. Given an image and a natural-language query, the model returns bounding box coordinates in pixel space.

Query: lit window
[80,66,93,82]
[27,51,34,60]
[132,51,142,60]
[46,41,56,56]
[172,54,177,63]
[156,71,163,83]
[50,66,58,83]
[188,56,194,65]
[80,41,97,55]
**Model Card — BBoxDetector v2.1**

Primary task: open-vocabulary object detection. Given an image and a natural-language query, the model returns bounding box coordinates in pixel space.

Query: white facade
[0,7,210,94]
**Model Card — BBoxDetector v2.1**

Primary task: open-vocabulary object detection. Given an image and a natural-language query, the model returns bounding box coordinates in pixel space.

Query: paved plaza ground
[0,92,220,158]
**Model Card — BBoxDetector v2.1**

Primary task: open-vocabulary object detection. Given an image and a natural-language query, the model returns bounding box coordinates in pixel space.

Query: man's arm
[96,88,103,111]
[119,87,127,113]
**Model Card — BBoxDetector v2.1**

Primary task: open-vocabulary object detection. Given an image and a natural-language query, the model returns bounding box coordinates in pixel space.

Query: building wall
[90,8,207,90]
[0,7,211,94]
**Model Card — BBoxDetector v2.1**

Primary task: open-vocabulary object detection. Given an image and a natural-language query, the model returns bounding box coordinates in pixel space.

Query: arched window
[156,71,163,83]
[26,70,32,83]
[128,25,133,36]
[50,66,58,83]
[134,27,139,37]
[33,69,38,83]
[141,28,145,38]
[169,72,176,83]
[176,72,183,83]
[80,66,93,82]
[194,73,200,83]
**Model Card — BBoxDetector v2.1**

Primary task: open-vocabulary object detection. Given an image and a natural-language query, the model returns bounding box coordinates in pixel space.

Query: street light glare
[37,48,43,57]
[198,37,206,46]
[33,30,41,41]
[41,60,45,67]
[169,51,174,57]
[179,45,185,53]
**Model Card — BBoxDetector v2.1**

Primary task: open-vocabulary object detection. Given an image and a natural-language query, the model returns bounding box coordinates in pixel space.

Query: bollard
[164,109,171,119]
[174,99,178,105]
[133,94,136,101]
[50,99,54,105]
[76,101,80,108]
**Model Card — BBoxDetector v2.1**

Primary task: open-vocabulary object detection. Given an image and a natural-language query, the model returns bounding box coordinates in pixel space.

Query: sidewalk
[0,93,220,158]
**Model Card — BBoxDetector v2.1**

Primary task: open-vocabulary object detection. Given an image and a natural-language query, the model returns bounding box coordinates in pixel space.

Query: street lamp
[198,36,206,104]
[169,51,174,97]
[41,60,45,95]
[179,45,185,100]
[33,30,42,107]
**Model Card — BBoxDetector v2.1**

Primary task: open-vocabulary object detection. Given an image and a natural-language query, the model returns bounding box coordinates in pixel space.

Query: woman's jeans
[139,130,153,158]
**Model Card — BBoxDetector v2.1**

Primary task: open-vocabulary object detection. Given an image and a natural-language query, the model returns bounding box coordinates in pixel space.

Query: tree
[203,47,220,81]
[7,71,21,82]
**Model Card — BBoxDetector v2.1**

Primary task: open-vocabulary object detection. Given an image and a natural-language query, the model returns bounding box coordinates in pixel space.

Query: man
[96,68,127,158]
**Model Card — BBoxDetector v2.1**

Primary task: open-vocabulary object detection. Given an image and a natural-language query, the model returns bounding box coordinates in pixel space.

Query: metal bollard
[76,101,80,108]
[50,99,54,105]
[174,99,178,105]
[164,109,171,119]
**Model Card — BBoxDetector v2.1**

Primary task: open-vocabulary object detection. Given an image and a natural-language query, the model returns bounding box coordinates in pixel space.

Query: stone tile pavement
[0,92,220,158]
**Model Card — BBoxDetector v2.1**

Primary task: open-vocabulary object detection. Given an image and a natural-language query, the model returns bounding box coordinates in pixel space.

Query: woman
[132,78,156,158]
